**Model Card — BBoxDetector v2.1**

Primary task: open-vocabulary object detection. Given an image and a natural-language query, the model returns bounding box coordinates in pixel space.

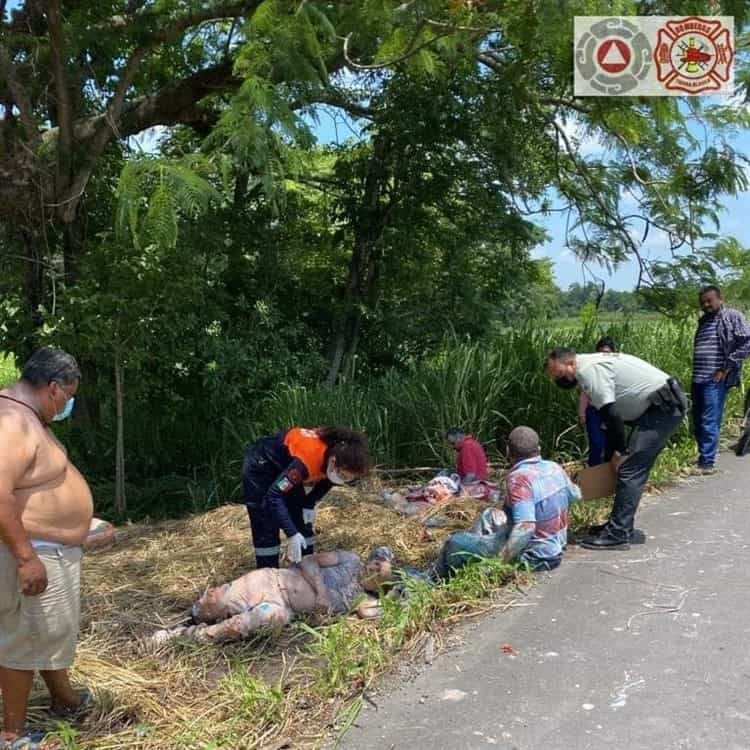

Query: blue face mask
[53,397,75,422]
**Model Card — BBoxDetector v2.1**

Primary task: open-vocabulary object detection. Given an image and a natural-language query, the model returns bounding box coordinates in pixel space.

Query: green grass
[0,354,17,387]
[259,318,711,472]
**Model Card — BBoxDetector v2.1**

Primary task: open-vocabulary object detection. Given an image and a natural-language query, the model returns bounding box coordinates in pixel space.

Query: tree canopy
[1,0,748,509]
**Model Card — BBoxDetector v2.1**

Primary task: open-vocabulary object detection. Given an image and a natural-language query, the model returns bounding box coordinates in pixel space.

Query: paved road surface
[339,454,750,750]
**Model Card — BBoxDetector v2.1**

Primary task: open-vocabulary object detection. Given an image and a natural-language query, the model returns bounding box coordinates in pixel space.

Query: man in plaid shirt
[502,426,581,571]
[692,286,750,472]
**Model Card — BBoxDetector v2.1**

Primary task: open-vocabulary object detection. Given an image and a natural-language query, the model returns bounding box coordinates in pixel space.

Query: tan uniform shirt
[575,353,669,422]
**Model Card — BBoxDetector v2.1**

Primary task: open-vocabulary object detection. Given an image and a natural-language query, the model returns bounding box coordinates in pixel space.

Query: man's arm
[598,403,628,455]
[0,412,48,595]
[262,458,311,538]
[303,478,333,509]
[297,554,332,610]
[578,391,589,422]
[726,310,750,370]
[501,473,536,563]
[565,471,583,505]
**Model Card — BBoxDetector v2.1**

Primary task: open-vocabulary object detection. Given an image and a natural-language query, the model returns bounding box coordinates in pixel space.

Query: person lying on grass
[150,547,396,645]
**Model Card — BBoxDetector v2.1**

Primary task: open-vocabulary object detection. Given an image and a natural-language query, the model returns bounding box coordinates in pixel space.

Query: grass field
[35,483,528,750]
[31,445,714,750]
[0,355,16,387]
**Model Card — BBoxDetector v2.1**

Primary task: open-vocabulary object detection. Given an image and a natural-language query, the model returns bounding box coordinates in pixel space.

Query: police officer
[242,427,370,567]
[545,347,687,549]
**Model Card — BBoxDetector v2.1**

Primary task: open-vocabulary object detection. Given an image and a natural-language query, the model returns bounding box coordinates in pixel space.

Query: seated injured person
[151,547,395,644]
[432,426,581,577]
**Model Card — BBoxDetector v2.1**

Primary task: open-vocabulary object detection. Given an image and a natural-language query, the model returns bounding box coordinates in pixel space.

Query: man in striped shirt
[502,426,581,570]
[692,286,750,472]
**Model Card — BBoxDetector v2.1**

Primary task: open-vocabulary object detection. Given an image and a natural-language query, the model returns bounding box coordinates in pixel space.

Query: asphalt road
[339,453,750,750]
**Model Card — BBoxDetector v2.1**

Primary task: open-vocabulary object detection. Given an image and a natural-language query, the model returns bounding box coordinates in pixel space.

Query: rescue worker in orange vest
[241,427,370,568]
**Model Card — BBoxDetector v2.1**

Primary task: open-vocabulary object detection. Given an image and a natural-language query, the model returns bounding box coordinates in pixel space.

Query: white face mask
[327,466,347,485]
[53,397,75,422]
[326,461,347,485]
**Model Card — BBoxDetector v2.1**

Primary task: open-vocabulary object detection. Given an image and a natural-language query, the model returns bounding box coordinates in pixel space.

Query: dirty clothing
[242,427,332,567]
[433,507,509,579]
[505,457,581,565]
[0,543,82,670]
[181,553,368,643]
[456,436,489,481]
[319,554,364,613]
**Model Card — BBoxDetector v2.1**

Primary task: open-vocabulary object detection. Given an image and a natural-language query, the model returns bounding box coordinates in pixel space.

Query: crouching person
[151,548,395,645]
[502,426,581,571]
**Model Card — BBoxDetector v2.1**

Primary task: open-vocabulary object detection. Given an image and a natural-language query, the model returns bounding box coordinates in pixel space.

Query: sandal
[0,730,49,750]
[49,688,94,722]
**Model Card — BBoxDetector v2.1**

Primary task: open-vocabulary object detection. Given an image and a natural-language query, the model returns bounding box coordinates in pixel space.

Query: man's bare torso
[196,556,364,622]
[0,394,93,545]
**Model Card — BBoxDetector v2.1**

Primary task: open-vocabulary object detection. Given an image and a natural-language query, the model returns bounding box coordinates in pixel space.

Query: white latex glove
[284,532,308,564]
[302,508,316,526]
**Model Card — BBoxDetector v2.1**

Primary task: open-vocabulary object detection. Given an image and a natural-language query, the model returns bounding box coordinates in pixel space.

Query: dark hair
[446,427,465,441]
[21,348,81,387]
[595,336,616,352]
[318,426,371,475]
[507,426,541,461]
[699,284,722,299]
[544,346,576,370]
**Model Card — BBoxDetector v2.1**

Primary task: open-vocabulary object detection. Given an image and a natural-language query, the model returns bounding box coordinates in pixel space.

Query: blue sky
[311,107,750,292]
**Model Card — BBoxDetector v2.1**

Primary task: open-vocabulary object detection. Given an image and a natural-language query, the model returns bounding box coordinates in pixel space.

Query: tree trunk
[62,214,85,286]
[19,231,45,360]
[114,355,126,516]
[324,136,391,387]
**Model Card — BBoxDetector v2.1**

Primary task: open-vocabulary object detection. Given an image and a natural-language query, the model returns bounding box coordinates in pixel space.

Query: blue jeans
[585,404,612,466]
[691,381,730,467]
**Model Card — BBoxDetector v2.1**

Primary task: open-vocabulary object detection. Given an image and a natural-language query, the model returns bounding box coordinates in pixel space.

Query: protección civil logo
[574,16,734,97]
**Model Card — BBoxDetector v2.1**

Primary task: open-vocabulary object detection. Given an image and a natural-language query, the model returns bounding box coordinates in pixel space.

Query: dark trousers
[246,503,314,568]
[692,381,730,467]
[607,402,684,541]
[242,451,314,568]
[585,404,613,467]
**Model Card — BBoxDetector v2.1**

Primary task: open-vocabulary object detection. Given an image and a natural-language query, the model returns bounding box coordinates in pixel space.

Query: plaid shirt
[505,457,581,563]
[693,307,750,387]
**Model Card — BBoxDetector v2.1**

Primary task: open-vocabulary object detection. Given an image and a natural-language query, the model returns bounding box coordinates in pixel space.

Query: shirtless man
[0,348,93,749]
[152,547,395,644]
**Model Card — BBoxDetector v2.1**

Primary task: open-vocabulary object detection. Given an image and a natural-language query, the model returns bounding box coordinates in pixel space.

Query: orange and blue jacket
[243,427,332,537]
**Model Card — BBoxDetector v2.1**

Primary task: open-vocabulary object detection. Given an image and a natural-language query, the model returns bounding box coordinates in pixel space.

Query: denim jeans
[585,404,613,467]
[691,381,730,467]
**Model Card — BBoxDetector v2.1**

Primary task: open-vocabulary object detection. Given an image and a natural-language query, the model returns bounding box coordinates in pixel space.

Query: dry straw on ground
[19,477,500,750]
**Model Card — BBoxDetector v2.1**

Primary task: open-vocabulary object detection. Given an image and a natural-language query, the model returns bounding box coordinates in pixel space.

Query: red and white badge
[655,17,734,95]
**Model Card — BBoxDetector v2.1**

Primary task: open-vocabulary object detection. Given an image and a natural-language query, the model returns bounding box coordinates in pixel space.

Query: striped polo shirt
[693,314,722,384]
